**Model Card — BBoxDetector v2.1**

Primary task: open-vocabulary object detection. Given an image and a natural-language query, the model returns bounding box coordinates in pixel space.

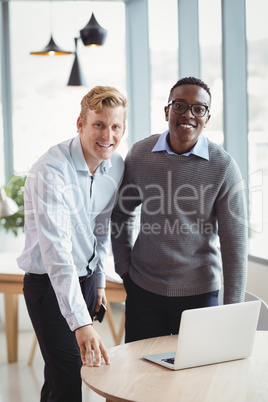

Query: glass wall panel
[0,7,4,186]
[148,0,178,135]
[246,0,268,259]
[0,59,4,187]
[199,0,223,146]
[10,1,126,175]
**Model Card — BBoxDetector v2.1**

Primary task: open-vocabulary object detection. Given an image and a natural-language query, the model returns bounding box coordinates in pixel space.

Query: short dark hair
[168,77,211,104]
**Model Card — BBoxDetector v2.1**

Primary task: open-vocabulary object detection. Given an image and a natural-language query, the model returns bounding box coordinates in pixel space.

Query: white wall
[247,258,268,304]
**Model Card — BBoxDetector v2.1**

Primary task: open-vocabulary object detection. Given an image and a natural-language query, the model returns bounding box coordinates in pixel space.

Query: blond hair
[80,86,128,122]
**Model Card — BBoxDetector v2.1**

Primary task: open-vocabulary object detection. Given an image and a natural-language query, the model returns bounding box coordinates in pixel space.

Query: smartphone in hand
[94,303,107,323]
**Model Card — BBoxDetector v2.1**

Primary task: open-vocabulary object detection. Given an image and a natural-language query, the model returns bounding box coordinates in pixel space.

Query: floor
[0,303,125,402]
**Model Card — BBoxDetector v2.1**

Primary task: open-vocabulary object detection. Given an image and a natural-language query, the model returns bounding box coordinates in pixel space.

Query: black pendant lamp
[67,38,86,86]
[30,1,72,56]
[30,35,73,56]
[80,13,107,47]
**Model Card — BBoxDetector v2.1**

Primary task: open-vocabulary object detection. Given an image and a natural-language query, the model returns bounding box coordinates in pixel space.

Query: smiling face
[77,105,126,174]
[164,84,211,155]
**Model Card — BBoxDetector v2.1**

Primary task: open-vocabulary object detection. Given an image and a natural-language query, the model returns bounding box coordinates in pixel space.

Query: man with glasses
[111,77,248,343]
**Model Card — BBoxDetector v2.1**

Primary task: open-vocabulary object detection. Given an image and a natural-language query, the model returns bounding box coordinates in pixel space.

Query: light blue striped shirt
[152,130,209,160]
[17,135,124,330]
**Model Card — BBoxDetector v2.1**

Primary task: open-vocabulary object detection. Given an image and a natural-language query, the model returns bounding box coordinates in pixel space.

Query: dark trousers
[124,275,219,343]
[23,273,97,402]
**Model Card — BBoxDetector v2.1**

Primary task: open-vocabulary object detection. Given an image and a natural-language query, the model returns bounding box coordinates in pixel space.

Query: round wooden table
[81,331,268,402]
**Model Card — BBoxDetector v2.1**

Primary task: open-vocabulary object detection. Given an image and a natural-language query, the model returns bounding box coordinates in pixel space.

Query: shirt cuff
[65,305,92,331]
[96,271,106,288]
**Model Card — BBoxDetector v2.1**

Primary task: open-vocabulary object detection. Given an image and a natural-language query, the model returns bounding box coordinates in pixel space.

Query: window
[199,0,223,146]
[246,0,268,259]
[148,0,178,135]
[0,66,4,187]
[10,1,126,175]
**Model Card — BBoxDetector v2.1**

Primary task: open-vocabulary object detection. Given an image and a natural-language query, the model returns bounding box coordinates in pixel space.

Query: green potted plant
[0,175,27,236]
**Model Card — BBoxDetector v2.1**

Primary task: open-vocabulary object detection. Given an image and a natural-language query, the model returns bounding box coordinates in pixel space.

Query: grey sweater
[111,135,248,304]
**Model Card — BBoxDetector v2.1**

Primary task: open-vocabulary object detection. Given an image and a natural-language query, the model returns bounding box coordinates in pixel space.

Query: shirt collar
[70,135,112,174]
[152,130,209,161]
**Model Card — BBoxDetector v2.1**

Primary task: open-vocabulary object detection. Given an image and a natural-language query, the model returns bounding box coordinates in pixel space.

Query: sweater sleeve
[216,159,248,304]
[111,150,142,279]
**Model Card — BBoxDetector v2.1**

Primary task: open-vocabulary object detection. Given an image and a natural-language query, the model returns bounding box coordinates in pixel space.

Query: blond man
[18,86,128,402]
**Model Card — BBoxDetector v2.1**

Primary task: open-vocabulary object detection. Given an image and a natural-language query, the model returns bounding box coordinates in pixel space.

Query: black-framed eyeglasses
[168,101,209,117]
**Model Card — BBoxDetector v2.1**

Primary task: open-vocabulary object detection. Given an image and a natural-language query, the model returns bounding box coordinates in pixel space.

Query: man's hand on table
[75,324,110,367]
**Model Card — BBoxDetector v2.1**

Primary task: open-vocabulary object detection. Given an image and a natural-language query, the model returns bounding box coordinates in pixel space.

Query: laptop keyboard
[161,357,175,365]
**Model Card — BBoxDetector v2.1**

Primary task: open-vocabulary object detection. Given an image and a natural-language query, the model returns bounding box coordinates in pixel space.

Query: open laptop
[143,300,261,370]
